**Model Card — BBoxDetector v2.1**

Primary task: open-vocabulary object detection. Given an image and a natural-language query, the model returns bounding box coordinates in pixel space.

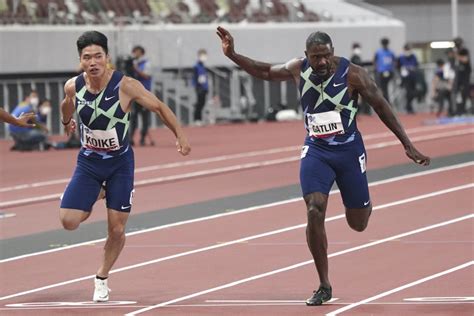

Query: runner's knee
[305,194,327,226]
[108,224,126,239]
[59,208,88,230]
[348,220,368,232]
[61,217,80,230]
[346,206,372,232]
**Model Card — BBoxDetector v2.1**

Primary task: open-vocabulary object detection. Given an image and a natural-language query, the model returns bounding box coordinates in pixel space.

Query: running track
[0,113,472,315]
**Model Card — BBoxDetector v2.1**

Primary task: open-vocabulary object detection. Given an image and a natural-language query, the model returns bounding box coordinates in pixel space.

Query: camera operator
[129,45,155,146]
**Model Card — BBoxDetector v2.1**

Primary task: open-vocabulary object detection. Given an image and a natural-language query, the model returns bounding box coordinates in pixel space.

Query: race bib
[307,111,344,138]
[82,126,120,152]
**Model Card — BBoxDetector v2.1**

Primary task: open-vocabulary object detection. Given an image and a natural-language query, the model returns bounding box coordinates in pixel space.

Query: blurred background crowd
[0,0,472,151]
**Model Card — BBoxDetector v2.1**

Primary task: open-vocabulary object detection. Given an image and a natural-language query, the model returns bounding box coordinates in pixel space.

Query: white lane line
[162,301,474,307]
[0,146,297,193]
[1,162,472,264]
[4,299,472,311]
[0,123,469,194]
[365,128,473,149]
[0,156,298,208]
[1,183,471,302]
[125,214,474,315]
[1,128,473,209]
[326,261,474,315]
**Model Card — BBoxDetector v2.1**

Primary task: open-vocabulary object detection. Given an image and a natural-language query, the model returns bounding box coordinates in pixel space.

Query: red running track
[0,113,473,315]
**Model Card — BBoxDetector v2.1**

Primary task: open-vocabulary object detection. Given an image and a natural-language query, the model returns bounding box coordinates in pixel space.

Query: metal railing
[0,63,440,139]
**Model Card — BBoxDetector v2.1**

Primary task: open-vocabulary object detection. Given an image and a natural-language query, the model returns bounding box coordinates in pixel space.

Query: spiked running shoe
[93,278,110,302]
[306,286,332,306]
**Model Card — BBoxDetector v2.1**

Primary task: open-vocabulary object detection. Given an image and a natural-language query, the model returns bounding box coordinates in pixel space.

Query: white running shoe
[93,278,110,302]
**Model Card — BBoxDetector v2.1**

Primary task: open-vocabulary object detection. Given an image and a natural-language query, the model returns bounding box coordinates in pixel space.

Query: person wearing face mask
[350,43,363,66]
[397,44,419,114]
[38,99,52,121]
[9,91,50,151]
[192,49,209,126]
[129,45,155,146]
[374,38,396,104]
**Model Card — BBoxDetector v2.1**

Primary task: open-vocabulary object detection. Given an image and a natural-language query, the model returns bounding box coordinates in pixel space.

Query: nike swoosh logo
[121,205,131,210]
[105,95,115,101]
[363,200,370,206]
[333,82,344,87]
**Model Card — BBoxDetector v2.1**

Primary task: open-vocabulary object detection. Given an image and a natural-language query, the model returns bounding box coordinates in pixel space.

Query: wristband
[61,117,72,125]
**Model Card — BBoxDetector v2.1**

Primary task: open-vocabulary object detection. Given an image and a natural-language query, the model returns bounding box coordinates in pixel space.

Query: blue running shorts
[299,134,370,209]
[61,149,135,212]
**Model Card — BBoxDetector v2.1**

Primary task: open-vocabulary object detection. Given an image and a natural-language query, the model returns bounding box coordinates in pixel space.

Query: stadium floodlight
[430,41,455,49]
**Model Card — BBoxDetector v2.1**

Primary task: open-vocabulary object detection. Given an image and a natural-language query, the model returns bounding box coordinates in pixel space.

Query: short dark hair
[77,31,108,56]
[26,89,38,96]
[39,98,51,106]
[459,48,469,56]
[381,38,389,47]
[306,31,333,49]
[436,59,445,66]
[453,37,463,47]
[132,45,145,54]
[352,42,360,49]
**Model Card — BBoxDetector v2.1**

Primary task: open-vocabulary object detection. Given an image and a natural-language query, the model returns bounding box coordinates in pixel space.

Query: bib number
[82,126,120,152]
[307,111,344,138]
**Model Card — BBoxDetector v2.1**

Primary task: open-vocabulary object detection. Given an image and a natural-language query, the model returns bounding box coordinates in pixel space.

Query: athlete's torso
[75,70,131,159]
[299,57,360,145]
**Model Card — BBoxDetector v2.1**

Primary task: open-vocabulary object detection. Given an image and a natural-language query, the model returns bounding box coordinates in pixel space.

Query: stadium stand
[0,0,322,25]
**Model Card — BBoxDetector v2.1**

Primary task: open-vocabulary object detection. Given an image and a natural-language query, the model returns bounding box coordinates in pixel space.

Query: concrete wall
[0,21,405,74]
[365,0,474,49]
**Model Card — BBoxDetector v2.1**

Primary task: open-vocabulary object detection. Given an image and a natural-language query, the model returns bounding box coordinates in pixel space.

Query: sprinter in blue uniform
[60,31,191,302]
[217,26,430,306]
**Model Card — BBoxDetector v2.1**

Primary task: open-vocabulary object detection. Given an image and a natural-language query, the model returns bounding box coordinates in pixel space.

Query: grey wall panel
[0,22,405,74]
[365,1,474,49]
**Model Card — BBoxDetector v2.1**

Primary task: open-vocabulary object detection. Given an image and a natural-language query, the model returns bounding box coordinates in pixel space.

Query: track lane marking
[125,214,474,315]
[0,124,470,194]
[1,162,472,264]
[0,183,472,302]
[1,128,473,209]
[326,261,474,315]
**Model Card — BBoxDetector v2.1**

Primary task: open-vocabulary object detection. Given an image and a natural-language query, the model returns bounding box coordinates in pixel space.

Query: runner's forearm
[372,103,412,148]
[0,108,19,125]
[60,98,75,123]
[228,52,273,80]
[155,104,185,138]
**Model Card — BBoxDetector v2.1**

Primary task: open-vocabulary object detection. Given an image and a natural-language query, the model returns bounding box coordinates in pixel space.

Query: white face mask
[199,54,207,62]
[40,106,51,116]
[353,48,361,55]
[30,97,39,107]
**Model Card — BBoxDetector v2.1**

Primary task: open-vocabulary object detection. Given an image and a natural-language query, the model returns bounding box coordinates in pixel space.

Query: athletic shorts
[299,134,370,209]
[60,149,135,212]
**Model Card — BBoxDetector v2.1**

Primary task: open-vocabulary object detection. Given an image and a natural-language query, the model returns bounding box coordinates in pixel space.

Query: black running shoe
[306,286,332,306]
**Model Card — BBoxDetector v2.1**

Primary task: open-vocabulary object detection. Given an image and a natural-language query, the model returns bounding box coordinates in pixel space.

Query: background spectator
[374,37,396,103]
[453,37,471,115]
[398,43,419,114]
[192,48,209,126]
[431,59,453,117]
[129,45,155,146]
[9,91,51,151]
